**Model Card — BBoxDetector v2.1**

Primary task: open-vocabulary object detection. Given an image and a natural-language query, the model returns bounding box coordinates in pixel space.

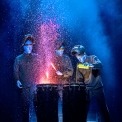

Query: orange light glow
[39,71,50,84]
[38,62,57,84]
[39,77,50,84]
[46,71,49,79]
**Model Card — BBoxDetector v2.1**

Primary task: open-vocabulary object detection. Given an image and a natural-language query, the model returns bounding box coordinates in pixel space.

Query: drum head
[36,84,58,88]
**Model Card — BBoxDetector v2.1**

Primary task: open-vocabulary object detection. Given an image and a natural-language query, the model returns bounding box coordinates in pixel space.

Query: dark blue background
[0,0,122,121]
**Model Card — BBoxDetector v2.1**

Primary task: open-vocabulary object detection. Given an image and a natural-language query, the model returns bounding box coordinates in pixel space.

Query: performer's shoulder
[32,53,39,56]
[31,53,42,60]
[89,55,97,59]
[63,54,71,62]
[32,53,41,58]
[15,54,23,60]
[89,55,96,57]
[64,54,70,58]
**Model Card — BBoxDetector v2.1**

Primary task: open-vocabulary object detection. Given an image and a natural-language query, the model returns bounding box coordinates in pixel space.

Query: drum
[63,83,88,122]
[36,84,58,122]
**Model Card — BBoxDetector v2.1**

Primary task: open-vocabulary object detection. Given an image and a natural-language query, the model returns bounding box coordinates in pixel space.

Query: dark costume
[76,55,110,122]
[54,54,73,84]
[14,53,42,122]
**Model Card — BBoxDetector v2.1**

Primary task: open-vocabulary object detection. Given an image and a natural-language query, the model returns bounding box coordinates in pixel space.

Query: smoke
[1,0,118,86]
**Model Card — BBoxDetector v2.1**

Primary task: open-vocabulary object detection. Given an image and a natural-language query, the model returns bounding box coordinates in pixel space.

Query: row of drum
[35,83,88,122]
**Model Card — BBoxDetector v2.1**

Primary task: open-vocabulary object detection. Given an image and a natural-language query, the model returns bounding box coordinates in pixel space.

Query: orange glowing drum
[36,84,58,122]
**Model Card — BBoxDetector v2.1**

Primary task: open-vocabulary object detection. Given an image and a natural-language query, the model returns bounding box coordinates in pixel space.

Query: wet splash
[37,20,60,84]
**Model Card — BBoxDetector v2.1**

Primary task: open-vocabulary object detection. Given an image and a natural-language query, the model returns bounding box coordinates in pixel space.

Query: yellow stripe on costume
[77,64,89,69]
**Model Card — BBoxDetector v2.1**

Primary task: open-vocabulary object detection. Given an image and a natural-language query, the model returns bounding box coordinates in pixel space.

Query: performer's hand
[63,71,71,78]
[56,71,63,76]
[83,62,89,66]
[17,80,23,88]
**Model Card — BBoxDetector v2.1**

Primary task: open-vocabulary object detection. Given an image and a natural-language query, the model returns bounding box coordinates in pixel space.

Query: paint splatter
[37,20,60,84]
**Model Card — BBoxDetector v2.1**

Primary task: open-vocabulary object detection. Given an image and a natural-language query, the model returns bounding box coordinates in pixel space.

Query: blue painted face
[76,54,86,63]
[23,40,33,54]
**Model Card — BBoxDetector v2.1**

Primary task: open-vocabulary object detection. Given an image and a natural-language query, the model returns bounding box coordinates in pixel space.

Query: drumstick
[51,63,57,71]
